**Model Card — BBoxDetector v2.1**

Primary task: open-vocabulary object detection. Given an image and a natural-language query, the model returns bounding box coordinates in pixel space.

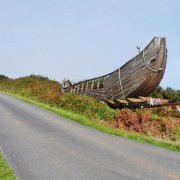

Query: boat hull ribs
[62,37,167,103]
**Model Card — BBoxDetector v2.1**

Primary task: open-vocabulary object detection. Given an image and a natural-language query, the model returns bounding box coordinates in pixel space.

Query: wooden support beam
[86,82,89,91]
[97,80,100,89]
[127,98,144,103]
[139,96,169,103]
[115,99,128,104]
[106,100,116,105]
[91,80,94,90]
[74,86,76,93]
[81,83,84,92]
[77,85,79,93]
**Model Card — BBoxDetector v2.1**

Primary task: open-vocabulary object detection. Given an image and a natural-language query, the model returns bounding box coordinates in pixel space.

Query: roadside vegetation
[151,86,180,102]
[0,152,18,180]
[0,75,180,151]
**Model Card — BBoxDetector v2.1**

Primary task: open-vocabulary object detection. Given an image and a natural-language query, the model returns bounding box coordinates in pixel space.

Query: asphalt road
[0,93,180,180]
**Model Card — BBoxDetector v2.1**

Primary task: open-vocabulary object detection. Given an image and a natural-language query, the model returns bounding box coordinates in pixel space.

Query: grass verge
[2,91,180,152]
[0,152,18,180]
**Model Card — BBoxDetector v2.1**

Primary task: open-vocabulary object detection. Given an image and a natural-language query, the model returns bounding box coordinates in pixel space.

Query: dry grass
[109,108,180,142]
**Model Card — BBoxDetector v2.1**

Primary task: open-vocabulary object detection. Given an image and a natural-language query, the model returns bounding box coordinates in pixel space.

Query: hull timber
[62,37,167,102]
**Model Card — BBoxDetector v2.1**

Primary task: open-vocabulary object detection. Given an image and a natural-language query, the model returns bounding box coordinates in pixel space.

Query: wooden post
[74,86,76,93]
[91,80,94,90]
[81,83,84,91]
[77,85,79,93]
[86,82,89,91]
[97,80,100,89]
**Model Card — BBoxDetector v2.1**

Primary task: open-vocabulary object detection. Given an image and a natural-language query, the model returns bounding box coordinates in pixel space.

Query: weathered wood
[139,96,169,104]
[86,82,89,91]
[127,98,144,103]
[115,99,128,104]
[62,37,167,103]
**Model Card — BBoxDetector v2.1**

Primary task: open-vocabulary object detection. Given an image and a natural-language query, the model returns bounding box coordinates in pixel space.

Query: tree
[151,86,180,102]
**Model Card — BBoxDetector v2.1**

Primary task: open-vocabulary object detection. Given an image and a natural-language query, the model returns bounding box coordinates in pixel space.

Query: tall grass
[0,152,18,180]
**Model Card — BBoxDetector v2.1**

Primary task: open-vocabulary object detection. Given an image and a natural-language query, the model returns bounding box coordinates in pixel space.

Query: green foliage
[59,93,116,120]
[0,75,9,80]
[151,86,180,102]
[0,153,18,180]
[151,114,160,121]
[0,75,61,104]
[0,75,115,121]
[176,128,180,140]
[151,86,164,99]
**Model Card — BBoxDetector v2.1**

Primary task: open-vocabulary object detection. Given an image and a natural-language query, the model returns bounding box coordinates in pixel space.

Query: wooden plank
[139,96,169,103]
[127,98,144,103]
[106,100,116,105]
[115,99,128,104]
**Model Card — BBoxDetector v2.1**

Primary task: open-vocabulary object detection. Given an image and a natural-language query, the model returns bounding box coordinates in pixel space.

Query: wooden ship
[62,37,167,106]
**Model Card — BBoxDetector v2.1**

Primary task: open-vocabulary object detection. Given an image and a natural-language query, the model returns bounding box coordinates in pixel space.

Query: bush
[110,108,180,141]
[0,75,61,104]
[151,86,180,102]
[59,93,116,120]
[0,75,115,121]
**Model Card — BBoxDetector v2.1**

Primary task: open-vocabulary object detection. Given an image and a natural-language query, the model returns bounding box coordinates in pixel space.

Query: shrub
[0,75,115,121]
[59,93,116,120]
[111,108,180,141]
[0,75,61,104]
[151,86,180,102]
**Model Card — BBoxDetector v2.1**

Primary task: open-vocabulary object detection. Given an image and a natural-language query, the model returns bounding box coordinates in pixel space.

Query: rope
[118,68,126,100]
[142,50,164,73]
[143,51,164,73]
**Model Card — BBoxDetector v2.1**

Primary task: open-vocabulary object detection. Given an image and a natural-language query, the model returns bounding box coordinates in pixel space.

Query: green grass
[2,91,180,152]
[0,152,18,180]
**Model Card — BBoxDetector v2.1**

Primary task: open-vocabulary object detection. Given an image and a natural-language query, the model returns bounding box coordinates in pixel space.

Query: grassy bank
[0,152,18,180]
[0,75,180,152]
[3,91,180,152]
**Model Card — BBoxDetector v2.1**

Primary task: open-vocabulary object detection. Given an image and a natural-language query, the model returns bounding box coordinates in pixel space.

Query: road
[0,93,179,180]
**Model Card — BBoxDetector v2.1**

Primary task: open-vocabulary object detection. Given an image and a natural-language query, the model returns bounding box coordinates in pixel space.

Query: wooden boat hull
[62,37,167,102]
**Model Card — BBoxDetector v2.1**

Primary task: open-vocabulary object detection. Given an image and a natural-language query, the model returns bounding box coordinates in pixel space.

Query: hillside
[0,75,180,149]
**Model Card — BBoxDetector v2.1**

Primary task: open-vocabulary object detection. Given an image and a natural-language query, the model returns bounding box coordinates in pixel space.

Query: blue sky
[0,0,179,89]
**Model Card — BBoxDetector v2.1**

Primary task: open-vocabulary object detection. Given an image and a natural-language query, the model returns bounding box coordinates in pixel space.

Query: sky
[0,0,179,89]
